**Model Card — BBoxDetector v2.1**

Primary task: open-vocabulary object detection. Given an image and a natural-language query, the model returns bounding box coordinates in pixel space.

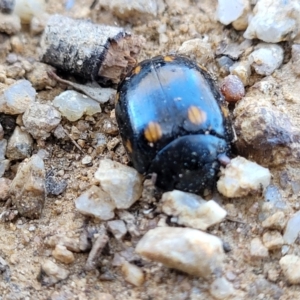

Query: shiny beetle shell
[115,55,233,193]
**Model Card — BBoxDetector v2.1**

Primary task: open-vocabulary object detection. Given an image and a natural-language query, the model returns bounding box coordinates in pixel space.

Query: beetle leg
[218,154,231,166]
[151,173,157,185]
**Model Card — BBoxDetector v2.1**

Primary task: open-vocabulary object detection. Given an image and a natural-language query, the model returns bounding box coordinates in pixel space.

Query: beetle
[115,55,233,193]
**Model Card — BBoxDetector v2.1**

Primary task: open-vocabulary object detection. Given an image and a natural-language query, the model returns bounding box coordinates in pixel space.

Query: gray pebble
[107,220,127,240]
[46,174,67,196]
[136,227,225,278]
[39,259,69,286]
[81,155,92,165]
[0,138,7,160]
[0,79,36,115]
[0,159,9,177]
[6,126,33,160]
[94,159,143,209]
[217,56,234,75]
[23,103,61,140]
[291,44,300,75]
[53,90,101,122]
[10,154,45,218]
[249,43,284,75]
[75,185,115,220]
[244,0,300,43]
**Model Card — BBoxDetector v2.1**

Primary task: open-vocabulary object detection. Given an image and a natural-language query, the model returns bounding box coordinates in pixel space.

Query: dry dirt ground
[1,0,300,299]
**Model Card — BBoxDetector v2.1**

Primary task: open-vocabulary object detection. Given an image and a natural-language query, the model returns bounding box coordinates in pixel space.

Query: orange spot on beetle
[164,56,174,62]
[188,106,207,125]
[144,122,162,143]
[133,65,141,75]
[221,105,229,118]
[125,139,133,153]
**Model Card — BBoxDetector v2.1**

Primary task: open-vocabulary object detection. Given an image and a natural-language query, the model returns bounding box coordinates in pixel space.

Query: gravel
[1,0,300,298]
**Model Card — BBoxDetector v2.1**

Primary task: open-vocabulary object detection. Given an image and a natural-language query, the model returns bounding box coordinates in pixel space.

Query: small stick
[85,232,109,271]
[48,71,115,104]
[40,14,144,84]
[61,127,85,154]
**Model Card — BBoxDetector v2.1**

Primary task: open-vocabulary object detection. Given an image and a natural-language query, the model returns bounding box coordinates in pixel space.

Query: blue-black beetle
[115,55,233,193]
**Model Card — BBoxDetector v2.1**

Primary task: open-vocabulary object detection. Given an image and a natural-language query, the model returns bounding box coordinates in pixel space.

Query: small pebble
[95,159,143,209]
[216,0,249,26]
[267,268,280,282]
[28,225,36,231]
[6,126,33,160]
[40,259,70,285]
[53,90,101,122]
[291,181,300,194]
[280,255,300,284]
[97,293,114,300]
[22,103,61,140]
[93,132,107,154]
[0,139,7,160]
[161,190,227,230]
[0,12,21,34]
[107,220,127,240]
[81,155,92,165]
[0,159,9,177]
[244,0,300,43]
[291,44,300,75]
[283,211,300,244]
[248,278,283,299]
[25,62,56,90]
[10,154,45,218]
[220,75,245,103]
[121,261,144,287]
[10,35,23,53]
[209,277,235,299]
[20,58,33,72]
[52,244,75,264]
[45,175,67,196]
[250,238,269,260]
[178,38,214,65]
[0,0,15,13]
[262,231,284,250]
[98,0,164,20]
[230,61,251,86]
[6,53,18,64]
[217,56,234,76]
[75,185,115,220]
[100,118,118,136]
[217,156,271,198]
[234,93,295,166]
[118,211,140,237]
[0,177,11,200]
[225,271,237,281]
[263,186,286,209]
[106,137,120,151]
[14,0,46,24]
[261,211,286,230]
[249,43,284,76]
[0,79,36,114]
[30,15,47,35]
[53,124,66,140]
[5,63,25,78]
[136,227,225,278]
[44,234,81,253]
